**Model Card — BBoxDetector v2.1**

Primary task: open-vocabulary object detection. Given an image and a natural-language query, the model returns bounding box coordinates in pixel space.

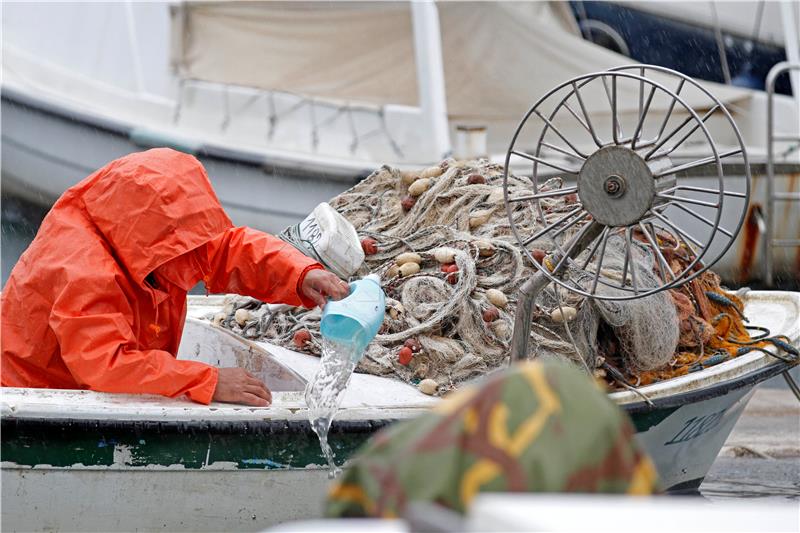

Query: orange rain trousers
[1,149,321,403]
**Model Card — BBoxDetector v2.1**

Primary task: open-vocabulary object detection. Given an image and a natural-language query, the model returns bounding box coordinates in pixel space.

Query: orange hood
[80,148,232,284]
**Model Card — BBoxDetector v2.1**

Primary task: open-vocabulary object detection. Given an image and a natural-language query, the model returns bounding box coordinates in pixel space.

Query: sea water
[305,337,362,478]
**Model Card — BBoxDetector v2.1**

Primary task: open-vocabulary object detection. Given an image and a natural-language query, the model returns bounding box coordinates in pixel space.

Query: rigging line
[783,371,800,403]
[710,2,732,85]
[751,1,766,43]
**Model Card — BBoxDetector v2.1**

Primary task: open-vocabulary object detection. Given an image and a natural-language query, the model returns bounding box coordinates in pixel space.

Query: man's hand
[301,269,350,308]
[212,368,272,407]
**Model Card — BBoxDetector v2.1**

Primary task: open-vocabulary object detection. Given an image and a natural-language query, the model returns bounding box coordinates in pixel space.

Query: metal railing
[172,78,404,158]
[764,62,800,286]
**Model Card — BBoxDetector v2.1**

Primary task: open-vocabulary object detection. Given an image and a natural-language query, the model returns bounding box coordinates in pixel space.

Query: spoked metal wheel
[502,65,750,301]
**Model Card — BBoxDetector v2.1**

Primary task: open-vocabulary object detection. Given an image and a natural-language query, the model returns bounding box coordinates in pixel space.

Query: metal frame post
[124,0,145,95]
[410,1,452,161]
[764,62,800,287]
[780,1,800,95]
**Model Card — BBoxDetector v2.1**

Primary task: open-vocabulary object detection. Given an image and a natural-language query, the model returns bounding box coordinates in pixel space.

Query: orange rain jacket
[1,148,321,403]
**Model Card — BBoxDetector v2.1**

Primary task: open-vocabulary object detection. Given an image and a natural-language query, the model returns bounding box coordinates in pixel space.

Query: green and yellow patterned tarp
[326,360,658,518]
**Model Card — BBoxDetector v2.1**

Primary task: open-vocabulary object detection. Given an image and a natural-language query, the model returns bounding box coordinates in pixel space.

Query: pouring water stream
[305,337,363,478]
[304,275,385,478]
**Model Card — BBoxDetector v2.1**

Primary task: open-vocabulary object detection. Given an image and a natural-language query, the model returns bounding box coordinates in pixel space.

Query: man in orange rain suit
[1,148,349,406]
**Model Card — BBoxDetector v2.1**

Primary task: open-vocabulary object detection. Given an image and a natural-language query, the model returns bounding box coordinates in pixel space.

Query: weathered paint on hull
[1,418,389,471]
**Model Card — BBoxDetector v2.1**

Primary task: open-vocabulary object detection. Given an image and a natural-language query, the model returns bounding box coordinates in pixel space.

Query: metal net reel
[504,65,751,361]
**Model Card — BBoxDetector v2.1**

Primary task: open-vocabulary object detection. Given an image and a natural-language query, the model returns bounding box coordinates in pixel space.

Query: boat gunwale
[620,357,795,414]
[3,358,793,430]
[607,290,799,404]
[2,293,796,424]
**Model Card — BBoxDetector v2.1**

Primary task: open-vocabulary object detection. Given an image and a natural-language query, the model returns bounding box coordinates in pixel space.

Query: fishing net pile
[213,160,791,395]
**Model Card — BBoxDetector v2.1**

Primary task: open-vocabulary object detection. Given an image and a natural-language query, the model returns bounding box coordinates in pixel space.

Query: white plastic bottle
[279,202,365,279]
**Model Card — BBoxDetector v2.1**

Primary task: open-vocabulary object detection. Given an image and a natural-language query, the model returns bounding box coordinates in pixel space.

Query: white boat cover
[170,0,754,121]
[171,1,421,107]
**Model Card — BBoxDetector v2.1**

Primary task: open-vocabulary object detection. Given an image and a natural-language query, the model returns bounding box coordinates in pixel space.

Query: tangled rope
[213,159,796,395]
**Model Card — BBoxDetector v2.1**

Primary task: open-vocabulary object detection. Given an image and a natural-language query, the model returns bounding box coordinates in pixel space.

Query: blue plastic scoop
[320,274,386,359]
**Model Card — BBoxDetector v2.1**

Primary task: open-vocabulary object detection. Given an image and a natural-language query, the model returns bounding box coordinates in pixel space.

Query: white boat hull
[632,385,755,491]
[0,379,768,531]
[2,292,798,531]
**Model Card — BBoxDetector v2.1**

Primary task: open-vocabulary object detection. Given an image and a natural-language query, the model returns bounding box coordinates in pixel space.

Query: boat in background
[2,290,798,531]
[2,2,798,283]
[570,1,794,94]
